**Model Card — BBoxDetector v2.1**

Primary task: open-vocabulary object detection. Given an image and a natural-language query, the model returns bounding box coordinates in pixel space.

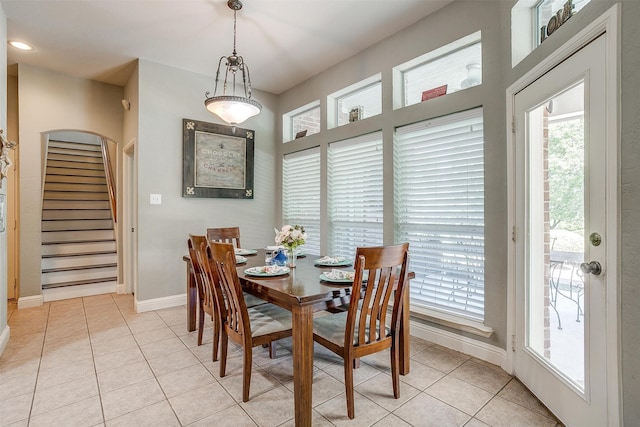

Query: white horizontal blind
[283,148,321,255]
[395,108,485,320]
[328,132,383,258]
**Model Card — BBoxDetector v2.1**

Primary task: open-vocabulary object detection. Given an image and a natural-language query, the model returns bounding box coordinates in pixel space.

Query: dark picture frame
[182,119,255,199]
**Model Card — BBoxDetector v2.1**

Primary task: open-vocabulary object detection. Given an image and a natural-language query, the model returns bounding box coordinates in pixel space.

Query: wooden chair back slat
[207,227,242,249]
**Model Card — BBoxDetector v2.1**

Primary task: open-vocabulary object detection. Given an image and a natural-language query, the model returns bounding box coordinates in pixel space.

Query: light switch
[150,194,162,205]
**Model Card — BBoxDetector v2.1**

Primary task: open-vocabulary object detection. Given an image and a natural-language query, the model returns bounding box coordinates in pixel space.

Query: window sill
[410,307,494,338]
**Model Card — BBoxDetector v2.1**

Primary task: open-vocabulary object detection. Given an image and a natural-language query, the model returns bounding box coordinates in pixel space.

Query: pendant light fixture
[205,0,262,125]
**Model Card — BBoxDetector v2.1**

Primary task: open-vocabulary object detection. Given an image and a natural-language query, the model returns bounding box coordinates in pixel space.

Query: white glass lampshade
[205,95,262,125]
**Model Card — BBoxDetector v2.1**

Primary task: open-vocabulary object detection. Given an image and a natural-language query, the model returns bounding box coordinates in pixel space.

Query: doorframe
[505,4,620,425]
[123,139,137,297]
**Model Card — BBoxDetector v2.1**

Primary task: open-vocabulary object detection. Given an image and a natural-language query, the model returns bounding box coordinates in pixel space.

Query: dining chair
[207,226,242,249]
[188,234,217,353]
[312,243,410,419]
[208,242,293,402]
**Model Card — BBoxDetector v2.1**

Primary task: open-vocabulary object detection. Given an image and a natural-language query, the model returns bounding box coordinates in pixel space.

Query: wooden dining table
[183,249,411,426]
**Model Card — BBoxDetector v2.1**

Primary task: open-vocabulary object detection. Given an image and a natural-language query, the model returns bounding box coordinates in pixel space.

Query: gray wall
[133,60,278,301]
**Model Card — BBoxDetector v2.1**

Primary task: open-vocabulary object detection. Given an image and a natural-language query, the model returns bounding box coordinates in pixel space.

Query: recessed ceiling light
[8,40,34,51]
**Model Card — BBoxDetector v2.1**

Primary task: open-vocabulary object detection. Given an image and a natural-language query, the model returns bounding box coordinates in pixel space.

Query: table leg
[186,261,196,332]
[399,286,410,375]
[292,304,313,427]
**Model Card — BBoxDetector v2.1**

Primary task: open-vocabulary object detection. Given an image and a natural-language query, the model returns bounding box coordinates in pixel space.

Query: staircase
[41,140,117,299]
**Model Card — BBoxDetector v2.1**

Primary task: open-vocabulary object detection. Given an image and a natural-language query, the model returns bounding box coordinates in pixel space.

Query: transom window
[283,101,321,142]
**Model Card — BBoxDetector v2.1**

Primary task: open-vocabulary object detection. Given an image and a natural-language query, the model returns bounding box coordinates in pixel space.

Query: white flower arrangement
[274,225,307,250]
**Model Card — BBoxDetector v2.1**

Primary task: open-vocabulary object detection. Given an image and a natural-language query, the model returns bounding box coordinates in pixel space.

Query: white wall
[0,3,8,345]
[17,65,124,300]
[134,60,278,301]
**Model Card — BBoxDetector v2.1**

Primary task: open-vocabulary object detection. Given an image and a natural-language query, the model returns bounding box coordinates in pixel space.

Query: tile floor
[1,294,563,426]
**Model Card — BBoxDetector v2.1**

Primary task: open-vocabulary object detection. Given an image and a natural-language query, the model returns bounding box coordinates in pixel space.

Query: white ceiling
[2,0,452,95]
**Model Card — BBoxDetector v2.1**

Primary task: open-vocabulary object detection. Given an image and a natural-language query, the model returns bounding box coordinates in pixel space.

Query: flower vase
[286,248,297,268]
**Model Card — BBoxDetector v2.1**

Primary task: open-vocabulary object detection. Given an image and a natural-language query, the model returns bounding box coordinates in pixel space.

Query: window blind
[283,148,321,256]
[328,132,384,258]
[395,108,485,320]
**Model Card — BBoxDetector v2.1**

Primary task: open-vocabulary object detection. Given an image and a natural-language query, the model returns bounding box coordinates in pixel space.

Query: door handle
[580,261,602,276]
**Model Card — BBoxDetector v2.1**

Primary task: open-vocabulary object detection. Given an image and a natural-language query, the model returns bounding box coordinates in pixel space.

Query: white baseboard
[116,283,127,294]
[410,319,507,369]
[43,282,117,302]
[0,325,10,357]
[135,293,186,313]
[18,294,44,309]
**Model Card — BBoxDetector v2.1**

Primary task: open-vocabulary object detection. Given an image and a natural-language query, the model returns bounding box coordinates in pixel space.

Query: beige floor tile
[409,336,436,356]
[139,336,187,359]
[170,322,192,338]
[169,382,236,425]
[219,365,281,403]
[87,319,127,334]
[133,326,177,347]
[97,360,154,393]
[476,396,558,427]
[355,371,421,412]
[260,355,294,383]
[178,330,212,348]
[94,346,145,373]
[464,418,492,427]
[399,359,446,391]
[251,343,292,367]
[5,331,44,348]
[36,357,96,390]
[32,375,99,416]
[278,409,334,427]
[101,378,165,421]
[425,375,493,416]
[89,325,132,342]
[0,392,33,426]
[498,378,555,419]
[155,307,187,326]
[44,325,89,343]
[449,360,512,394]
[410,344,471,373]
[322,360,383,387]
[239,385,296,427]
[157,363,217,398]
[360,349,393,372]
[0,369,38,402]
[91,334,138,357]
[393,393,470,427]
[0,358,40,380]
[106,399,180,427]
[125,316,167,335]
[373,413,414,427]
[0,341,44,365]
[187,404,258,426]
[190,342,219,364]
[28,396,103,427]
[283,369,343,407]
[315,389,390,426]
[147,348,200,377]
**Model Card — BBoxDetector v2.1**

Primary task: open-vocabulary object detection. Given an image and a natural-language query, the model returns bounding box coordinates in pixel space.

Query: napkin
[324,269,355,280]
[317,256,346,264]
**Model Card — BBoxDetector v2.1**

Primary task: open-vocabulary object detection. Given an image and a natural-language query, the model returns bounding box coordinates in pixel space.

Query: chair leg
[345,357,355,419]
[197,304,205,346]
[242,346,253,402]
[219,331,228,378]
[212,315,220,362]
[391,341,400,399]
[268,341,277,359]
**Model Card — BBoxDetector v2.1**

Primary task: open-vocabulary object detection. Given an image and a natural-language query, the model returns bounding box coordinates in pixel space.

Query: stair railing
[100,138,117,224]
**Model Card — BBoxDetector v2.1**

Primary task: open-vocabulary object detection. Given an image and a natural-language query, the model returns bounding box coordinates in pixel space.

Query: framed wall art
[182,119,255,199]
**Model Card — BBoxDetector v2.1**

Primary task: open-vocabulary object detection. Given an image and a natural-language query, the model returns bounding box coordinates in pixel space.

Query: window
[328,132,384,258]
[394,32,481,109]
[327,75,382,128]
[395,108,485,320]
[282,148,321,256]
[283,101,321,142]
[536,0,590,45]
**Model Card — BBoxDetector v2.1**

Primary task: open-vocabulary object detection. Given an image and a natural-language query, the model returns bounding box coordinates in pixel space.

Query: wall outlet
[150,194,162,205]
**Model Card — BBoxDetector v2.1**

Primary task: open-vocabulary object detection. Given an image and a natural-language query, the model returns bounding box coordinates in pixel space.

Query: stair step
[43,191,109,201]
[47,153,104,164]
[42,253,117,269]
[45,175,107,185]
[46,160,105,170]
[42,262,116,274]
[43,200,111,210]
[42,229,115,243]
[44,182,108,192]
[42,238,116,247]
[49,140,101,152]
[42,209,112,220]
[42,277,117,290]
[42,266,117,285]
[42,250,116,259]
[46,166,106,178]
[42,219,114,231]
[48,147,103,158]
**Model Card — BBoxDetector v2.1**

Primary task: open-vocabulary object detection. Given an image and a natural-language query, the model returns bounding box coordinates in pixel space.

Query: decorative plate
[235,248,258,256]
[235,255,248,264]
[244,266,290,277]
[314,257,352,267]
